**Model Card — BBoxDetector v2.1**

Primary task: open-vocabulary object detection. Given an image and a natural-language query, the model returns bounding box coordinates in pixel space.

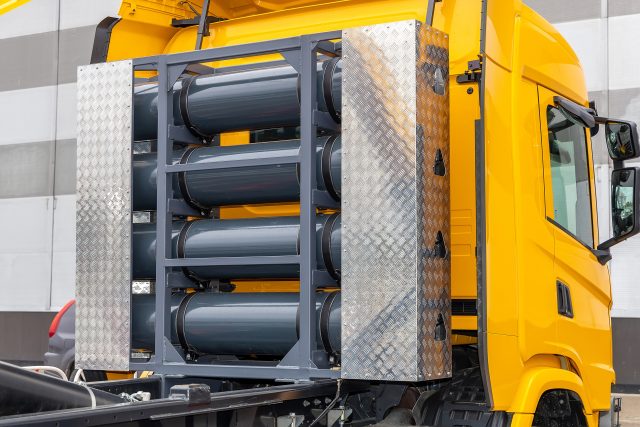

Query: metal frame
[477,0,492,408]
[340,20,451,382]
[129,32,342,380]
[76,60,134,371]
[426,0,440,26]
[0,380,356,426]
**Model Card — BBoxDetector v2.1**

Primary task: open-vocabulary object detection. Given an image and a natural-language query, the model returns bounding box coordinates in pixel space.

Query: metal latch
[169,384,211,406]
[456,58,482,84]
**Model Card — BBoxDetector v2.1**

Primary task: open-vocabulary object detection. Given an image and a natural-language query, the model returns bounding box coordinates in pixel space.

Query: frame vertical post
[154,56,174,369]
[298,36,319,368]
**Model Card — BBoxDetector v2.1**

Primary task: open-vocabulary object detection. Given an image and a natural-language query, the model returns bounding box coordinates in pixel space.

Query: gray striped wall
[0,24,96,200]
[0,0,120,362]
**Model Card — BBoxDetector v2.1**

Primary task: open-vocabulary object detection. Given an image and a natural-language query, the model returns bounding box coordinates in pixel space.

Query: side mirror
[605,120,640,161]
[599,167,640,250]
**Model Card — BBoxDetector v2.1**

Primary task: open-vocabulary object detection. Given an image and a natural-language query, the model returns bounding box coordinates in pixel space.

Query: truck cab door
[538,87,614,394]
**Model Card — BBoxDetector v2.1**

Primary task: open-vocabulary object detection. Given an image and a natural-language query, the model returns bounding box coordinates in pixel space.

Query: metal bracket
[313,270,337,287]
[132,280,155,295]
[172,15,224,29]
[328,407,352,427]
[169,125,205,145]
[135,63,159,72]
[164,337,187,363]
[281,49,302,72]
[277,413,304,427]
[314,110,340,132]
[467,59,482,71]
[614,397,622,427]
[456,58,482,84]
[426,0,442,26]
[195,0,211,50]
[168,64,188,90]
[185,63,216,75]
[168,198,207,218]
[169,384,211,406]
[279,342,321,370]
[312,189,340,209]
[316,41,340,57]
[167,271,198,289]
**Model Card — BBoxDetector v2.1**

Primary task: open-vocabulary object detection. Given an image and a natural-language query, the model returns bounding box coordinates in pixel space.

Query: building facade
[0,0,121,363]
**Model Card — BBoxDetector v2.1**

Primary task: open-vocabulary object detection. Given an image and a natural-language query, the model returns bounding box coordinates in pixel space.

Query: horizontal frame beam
[165,154,299,173]
[165,255,300,268]
[132,31,341,68]
[129,362,340,380]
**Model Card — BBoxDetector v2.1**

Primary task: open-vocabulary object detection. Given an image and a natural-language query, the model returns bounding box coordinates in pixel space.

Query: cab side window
[546,106,594,248]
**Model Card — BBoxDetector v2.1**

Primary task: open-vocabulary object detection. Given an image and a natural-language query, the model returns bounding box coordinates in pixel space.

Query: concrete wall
[0,0,120,362]
[0,312,55,364]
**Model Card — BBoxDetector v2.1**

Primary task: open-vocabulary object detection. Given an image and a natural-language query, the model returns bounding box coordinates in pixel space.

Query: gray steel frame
[129,32,342,380]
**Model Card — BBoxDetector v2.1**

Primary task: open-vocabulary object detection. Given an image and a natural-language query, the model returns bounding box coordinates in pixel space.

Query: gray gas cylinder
[134,59,342,141]
[131,291,341,356]
[132,214,341,280]
[132,135,341,211]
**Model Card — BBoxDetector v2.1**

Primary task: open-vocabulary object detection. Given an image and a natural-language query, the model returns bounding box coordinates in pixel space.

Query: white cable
[23,365,95,408]
[80,383,97,408]
[22,366,68,381]
[72,369,86,383]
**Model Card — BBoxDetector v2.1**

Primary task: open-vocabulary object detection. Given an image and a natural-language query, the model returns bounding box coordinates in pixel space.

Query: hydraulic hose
[132,214,341,280]
[134,59,342,141]
[131,292,341,357]
[132,135,341,211]
[0,361,125,416]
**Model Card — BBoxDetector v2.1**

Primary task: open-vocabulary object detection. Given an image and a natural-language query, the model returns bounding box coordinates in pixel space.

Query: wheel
[532,390,587,427]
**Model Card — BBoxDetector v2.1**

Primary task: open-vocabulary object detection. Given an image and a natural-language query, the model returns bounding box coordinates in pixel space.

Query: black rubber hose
[0,361,125,416]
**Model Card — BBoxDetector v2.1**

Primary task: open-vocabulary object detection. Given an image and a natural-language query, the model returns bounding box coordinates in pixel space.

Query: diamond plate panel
[76,60,133,371]
[341,21,451,381]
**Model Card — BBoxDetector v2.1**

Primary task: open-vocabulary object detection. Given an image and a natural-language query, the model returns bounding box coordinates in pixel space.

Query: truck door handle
[556,281,574,318]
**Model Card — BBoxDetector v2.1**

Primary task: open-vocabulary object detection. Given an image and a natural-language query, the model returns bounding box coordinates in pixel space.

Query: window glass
[547,106,594,247]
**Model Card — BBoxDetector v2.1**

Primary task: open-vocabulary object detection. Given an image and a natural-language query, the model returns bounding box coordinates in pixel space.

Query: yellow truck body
[90,0,613,422]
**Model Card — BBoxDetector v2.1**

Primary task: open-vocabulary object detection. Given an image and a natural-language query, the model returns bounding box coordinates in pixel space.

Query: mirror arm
[554,96,596,128]
[593,247,612,265]
[591,116,608,137]
[594,115,608,125]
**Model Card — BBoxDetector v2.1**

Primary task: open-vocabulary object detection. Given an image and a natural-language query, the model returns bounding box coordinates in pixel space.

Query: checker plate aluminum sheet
[76,61,132,371]
[341,21,451,381]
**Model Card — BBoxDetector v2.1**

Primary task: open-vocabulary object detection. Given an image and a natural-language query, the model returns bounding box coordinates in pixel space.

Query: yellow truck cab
[97,0,640,424]
[3,0,640,426]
